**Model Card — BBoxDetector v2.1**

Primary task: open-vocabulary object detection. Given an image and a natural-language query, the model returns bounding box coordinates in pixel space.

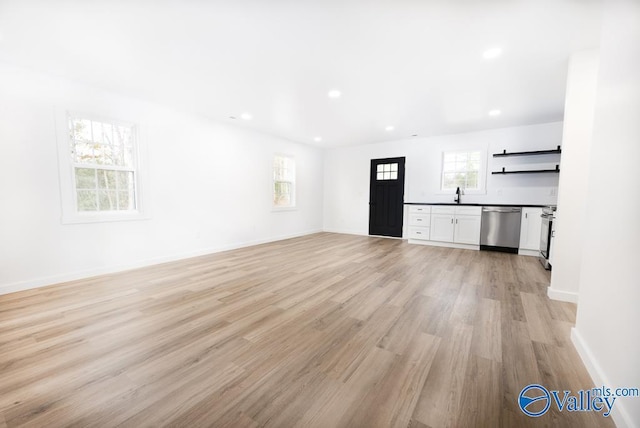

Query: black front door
[369,157,406,237]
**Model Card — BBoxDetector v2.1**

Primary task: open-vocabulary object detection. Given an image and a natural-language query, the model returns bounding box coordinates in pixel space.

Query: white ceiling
[0,0,603,147]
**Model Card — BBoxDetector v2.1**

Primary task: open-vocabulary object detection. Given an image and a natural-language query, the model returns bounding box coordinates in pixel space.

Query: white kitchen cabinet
[430,214,455,242]
[429,206,481,245]
[519,207,543,251]
[407,205,431,241]
[454,215,482,245]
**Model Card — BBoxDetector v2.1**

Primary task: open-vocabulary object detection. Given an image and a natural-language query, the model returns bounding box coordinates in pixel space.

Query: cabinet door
[454,215,481,245]
[519,208,543,250]
[430,214,455,242]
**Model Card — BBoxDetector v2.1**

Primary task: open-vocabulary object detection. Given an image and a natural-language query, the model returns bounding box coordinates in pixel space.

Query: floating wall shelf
[493,145,562,158]
[492,165,560,175]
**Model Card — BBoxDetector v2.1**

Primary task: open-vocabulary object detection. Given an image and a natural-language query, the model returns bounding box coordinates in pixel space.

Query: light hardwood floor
[0,233,614,427]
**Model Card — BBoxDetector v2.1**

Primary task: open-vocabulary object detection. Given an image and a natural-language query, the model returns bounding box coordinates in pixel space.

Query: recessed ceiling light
[488,109,501,117]
[483,47,503,59]
[228,116,237,120]
[412,134,418,137]
[385,125,395,131]
[327,89,342,98]
[240,112,253,120]
[314,137,322,142]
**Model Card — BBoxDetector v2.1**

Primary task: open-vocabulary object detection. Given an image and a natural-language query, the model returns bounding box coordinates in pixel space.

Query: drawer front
[408,205,431,214]
[432,206,455,215]
[408,226,430,240]
[455,206,482,216]
[409,213,431,226]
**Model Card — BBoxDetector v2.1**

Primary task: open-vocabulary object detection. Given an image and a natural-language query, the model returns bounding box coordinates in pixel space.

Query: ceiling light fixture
[240,112,253,120]
[327,89,342,98]
[483,47,503,59]
[314,137,322,142]
[488,109,501,117]
[385,125,395,131]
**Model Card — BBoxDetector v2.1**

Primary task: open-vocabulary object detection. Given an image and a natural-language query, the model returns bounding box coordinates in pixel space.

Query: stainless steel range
[539,206,556,270]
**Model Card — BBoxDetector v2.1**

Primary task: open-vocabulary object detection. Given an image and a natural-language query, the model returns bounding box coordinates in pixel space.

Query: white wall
[571,1,640,427]
[323,122,562,235]
[548,50,600,303]
[0,63,324,295]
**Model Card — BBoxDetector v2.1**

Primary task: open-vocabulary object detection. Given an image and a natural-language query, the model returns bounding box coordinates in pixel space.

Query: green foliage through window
[441,151,482,191]
[273,155,295,207]
[69,116,137,212]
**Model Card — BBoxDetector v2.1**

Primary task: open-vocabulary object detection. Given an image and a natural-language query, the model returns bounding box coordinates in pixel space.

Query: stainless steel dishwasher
[480,206,522,253]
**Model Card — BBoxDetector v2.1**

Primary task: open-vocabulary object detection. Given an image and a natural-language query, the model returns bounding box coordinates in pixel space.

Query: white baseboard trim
[0,229,323,296]
[321,228,368,237]
[408,239,479,251]
[547,286,579,303]
[571,328,634,428]
[518,249,539,257]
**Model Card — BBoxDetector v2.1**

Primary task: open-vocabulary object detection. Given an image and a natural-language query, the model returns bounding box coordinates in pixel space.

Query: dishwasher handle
[482,207,522,213]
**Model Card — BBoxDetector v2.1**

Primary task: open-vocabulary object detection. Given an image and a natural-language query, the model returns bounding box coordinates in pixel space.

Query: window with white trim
[67,114,140,214]
[441,150,484,192]
[273,155,295,208]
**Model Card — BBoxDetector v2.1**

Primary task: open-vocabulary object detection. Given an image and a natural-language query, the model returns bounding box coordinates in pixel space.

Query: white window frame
[56,110,147,224]
[272,154,296,211]
[438,149,487,195]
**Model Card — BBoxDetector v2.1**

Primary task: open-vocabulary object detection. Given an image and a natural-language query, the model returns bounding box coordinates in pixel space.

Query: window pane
[71,119,92,142]
[97,169,116,190]
[77,190,97,211]
[376,164,383,173]
[112,144,125,166]
[102,122,113,146]
[98,190,117,211]
[383,171,390,180]
[117,190,134,210]
[443,173,456,189]
[377,172,384,180]
[274,181,292,206]
[443,153,456,163]
[443,162,456,173]
[390,163,398,172]
[73,142,94,164]
[75,168,96,189]
[94,144,114,165]
[91,121,103,144]
[383,164,390,172]
[390,171,398,180]
[116,171,133,191]
[466,171,478,188]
